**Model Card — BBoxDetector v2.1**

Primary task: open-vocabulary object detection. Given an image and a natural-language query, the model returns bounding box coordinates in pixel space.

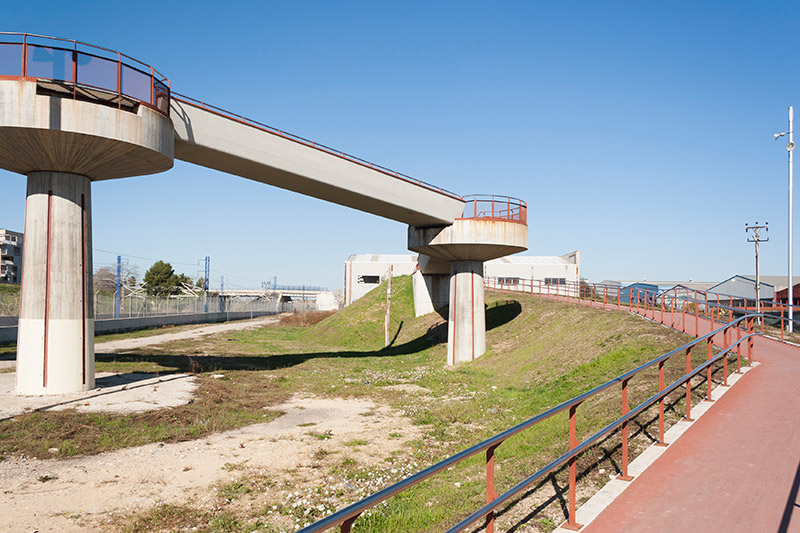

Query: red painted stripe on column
[43,189,53,388]
[81,193,86,386]
[452,272,457,366]
[471,270,475,361]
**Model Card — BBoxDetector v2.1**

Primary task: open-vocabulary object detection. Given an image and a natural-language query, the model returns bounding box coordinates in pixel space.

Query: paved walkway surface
[95,314,280,352]
[537,294,800,532]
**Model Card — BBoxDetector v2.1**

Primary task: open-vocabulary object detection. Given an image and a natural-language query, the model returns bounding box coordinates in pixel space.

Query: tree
[143,260,178,296]
[94,267,116,293]
[94,264,138,293]
[195,276,205,289]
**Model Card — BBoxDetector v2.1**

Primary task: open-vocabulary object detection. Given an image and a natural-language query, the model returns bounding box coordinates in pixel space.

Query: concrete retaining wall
[0,311,275,345]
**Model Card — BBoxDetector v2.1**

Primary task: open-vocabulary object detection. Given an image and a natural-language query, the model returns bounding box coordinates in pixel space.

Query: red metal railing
[170,92,464,201]
[488,276,800,343]
[0,32,170,116]
[458,194,527,224]
[298,284,758,532]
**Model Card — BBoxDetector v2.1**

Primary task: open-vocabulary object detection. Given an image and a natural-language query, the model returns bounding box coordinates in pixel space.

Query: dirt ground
[0,316,422,532]
[0,394,422,532]
[94,315,281,353]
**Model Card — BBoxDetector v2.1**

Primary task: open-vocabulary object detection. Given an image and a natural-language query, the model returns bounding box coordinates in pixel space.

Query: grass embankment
[0,276,728,532]
[0,283,20,316]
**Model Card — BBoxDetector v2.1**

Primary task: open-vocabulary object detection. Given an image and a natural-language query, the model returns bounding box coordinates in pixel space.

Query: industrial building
[0,229,23,284]
[707,275,784,305]
[343,251,580,307]
[344,254,419,305]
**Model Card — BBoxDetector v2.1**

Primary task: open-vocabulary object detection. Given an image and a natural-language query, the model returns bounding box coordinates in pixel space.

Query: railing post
[685,346,694,421]
[618,378,633,481]
[21,34,27,77]
[117,51,122,109]
[706,338,714,402]
[603,286,607,309]
[617,288,620,310]
[722,327,729,387]
[340,513,361,533]
[565,403,583,531]
[670,293,674,328]
[748,317,755,365]
[486,444,499,533]
[657,359,667,446]
[72,45,77,99]
[782,303,785,342]
[736,321,742,373]
[660,294,664,323]
[682,300,686,333]
[695,298,699,336]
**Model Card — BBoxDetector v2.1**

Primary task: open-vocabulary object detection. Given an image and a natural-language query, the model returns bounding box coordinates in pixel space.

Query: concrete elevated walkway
[170,97,464,227]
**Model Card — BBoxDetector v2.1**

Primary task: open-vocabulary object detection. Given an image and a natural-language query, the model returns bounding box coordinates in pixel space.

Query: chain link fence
[0,288,317,321]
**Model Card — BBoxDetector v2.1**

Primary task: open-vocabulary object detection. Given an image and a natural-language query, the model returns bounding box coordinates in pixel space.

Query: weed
[308,430,333,441]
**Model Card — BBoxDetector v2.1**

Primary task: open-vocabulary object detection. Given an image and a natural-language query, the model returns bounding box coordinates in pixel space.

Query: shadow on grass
[474,363,733,532]
[96,301,523,373]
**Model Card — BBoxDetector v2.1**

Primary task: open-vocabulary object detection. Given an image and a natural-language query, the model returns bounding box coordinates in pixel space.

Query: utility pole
[202,256,210,313]
[746,222,769,322]
[220,275,224,313]
[385,265,393,347]
[115,255,121,319]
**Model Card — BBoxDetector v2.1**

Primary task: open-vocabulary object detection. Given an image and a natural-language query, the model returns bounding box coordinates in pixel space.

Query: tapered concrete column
[447,260,486,365]
[16,172,94,394]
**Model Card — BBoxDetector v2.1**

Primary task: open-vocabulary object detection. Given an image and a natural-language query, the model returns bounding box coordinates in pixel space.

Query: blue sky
[2,2,798,290]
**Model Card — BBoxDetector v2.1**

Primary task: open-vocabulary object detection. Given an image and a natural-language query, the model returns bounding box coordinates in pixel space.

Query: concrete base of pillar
[16,171,94,395]
[447,260,485,365]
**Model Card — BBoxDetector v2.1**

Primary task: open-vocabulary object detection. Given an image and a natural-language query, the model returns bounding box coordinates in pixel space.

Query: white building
[0,229,23,284]
[485,251,580,287]
[344,254,419,305]
[343,251,580,307]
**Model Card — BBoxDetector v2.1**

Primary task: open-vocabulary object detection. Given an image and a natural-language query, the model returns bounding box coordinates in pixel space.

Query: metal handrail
[458,194,527,224]
[0,32,169,80]
[0,32,170,116]
[170,92,464,201]
[448,329,758,532]
[299,309,759,532]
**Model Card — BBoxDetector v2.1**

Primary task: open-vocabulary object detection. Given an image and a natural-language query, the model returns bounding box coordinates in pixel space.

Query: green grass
[0,275,733,532]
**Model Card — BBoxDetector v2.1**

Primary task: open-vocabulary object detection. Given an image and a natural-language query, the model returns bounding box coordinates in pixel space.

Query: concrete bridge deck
[170,96,465,227]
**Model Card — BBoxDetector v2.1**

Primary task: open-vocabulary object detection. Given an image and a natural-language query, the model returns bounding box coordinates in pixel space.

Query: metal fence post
[486,444,499,533]
[685,346,694,421]
[706,338,714,401]
[618,378,633,481]
[657,360,667,446]
[565,403,583,531]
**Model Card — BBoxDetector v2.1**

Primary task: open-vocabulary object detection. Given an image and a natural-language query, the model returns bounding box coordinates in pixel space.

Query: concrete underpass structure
[0,33,527,394]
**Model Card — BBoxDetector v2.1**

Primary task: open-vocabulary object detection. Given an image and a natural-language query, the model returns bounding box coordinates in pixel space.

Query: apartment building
[0,229,23,284]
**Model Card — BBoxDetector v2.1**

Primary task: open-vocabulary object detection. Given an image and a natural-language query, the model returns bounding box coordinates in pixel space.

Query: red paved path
[538,294,800,532]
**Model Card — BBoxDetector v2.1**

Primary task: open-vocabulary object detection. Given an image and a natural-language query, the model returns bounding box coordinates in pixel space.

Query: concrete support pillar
[447,260,485,366]
[17,171,94,394]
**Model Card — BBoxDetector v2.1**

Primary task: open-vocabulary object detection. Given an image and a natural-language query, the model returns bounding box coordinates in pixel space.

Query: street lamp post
[775,106,796,332]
